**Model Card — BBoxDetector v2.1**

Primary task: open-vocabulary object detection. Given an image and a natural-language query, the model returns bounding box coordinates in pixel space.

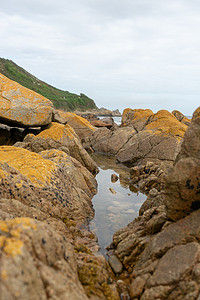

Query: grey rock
[108,255,123,274]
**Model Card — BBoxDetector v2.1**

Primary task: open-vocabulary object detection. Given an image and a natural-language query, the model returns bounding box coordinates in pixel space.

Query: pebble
[109,187,117,194]
[108,255,123,274]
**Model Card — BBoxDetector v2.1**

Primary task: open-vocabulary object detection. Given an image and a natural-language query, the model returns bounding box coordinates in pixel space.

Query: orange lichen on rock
[145,110,187,138]
[0,146,56,186]
[0,218,37,257]
[121,108,153,127]
[53,110,97,140]
[55,110,96,130]
[37,122,77,141]
[0,73,53,127]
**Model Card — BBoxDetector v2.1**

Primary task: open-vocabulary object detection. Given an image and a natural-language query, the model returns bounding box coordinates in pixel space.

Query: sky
[1,0,200,115]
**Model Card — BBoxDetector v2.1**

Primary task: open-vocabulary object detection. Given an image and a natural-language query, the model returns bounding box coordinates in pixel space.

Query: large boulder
[116,110,187,166]
[53,110,97,141]
[87,109,188,166]
[164,107,200,221]
[121,108,153,131]
[0,217,89,300]
[0,74,53,127]
[0,146,97,222]
[15,122,98,174]
[87,126,136,155]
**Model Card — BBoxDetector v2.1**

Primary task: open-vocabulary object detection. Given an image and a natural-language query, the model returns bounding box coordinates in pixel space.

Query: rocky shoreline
[0,74,199,299]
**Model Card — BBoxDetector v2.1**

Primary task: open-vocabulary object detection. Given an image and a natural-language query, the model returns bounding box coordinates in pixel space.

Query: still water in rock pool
[89,153,146,256]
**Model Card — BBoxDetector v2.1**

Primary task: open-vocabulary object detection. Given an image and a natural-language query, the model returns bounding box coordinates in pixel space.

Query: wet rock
[108,255,123,274]
[111,174,118,183]
[0,74,53,127]
[15,122,99,174]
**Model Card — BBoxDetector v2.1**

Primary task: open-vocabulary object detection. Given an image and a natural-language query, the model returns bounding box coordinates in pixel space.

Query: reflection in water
[89,153,146,256]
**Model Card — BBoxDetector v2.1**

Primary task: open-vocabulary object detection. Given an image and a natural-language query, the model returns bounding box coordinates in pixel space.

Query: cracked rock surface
[109,107,200,300]
[86,109,187,167]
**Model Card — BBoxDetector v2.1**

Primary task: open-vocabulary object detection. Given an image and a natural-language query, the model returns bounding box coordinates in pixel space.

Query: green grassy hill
[0,58,97,111]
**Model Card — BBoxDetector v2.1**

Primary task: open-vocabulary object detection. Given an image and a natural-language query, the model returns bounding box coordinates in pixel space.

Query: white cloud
[0,0,200,115]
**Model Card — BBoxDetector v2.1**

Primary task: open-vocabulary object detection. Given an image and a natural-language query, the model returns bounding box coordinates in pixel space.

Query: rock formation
[0,72,199,299]
[0,74,53,127]
[14,122,98,174]
[86,109,188,167]
[53,110,97,141]
[108,107,200,300]
[165,106,200,221]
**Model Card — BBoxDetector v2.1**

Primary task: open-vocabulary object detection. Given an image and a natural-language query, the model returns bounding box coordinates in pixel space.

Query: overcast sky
[1,0,200,115]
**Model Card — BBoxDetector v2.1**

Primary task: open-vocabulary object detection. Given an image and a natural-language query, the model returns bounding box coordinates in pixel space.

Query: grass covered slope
[0,58,97,111]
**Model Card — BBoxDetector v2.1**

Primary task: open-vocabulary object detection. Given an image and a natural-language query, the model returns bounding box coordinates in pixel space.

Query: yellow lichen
[122,108,153,126]
[0,74,53,126]
[37,122,76,141]
[0,218,37,257]
[15,182,23,189]
[0,146,56,187]
[0,74,52,106]
[1,270,8,280]
[0,236,6,247]
[0,220,9,232]
[57,110,96,131]
[6,217,37,231]
[145,110,187,138]
[3,237,24,256]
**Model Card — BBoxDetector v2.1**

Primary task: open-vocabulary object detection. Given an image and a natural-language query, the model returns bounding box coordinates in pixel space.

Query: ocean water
[89,153,146,256]
[98,116,122,125]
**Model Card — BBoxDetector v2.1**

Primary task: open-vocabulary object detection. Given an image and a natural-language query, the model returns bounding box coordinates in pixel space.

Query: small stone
[149,188,158,197]
[130,166,140,178]
[109,187,117,194]
[108,255,123,274]
[111,174,119,183]
[129,275,147,298]
[192,263,200,283]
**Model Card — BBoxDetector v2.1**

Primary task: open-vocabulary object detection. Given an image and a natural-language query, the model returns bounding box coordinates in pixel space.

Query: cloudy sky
[1,0,200,115]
